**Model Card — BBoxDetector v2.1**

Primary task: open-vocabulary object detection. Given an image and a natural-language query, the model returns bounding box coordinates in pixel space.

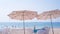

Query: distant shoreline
[0,22,60,28]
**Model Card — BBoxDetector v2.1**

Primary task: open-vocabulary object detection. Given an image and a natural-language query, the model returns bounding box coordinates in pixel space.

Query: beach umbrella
[37,9,60,34]
[8,10,37,20]
[8,10,37,34]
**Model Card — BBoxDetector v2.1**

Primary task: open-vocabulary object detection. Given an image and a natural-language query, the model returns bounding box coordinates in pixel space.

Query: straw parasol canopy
[8,10,37,34]
[8,10,37,20]
[36,9,60,34]
[37,9,60,20]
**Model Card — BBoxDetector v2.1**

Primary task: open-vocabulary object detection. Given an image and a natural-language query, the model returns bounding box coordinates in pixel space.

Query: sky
[0,0,60,22]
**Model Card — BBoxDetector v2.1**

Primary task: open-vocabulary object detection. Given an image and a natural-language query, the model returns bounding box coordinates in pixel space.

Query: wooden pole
[50,14,54,34]
[23,12,25,34]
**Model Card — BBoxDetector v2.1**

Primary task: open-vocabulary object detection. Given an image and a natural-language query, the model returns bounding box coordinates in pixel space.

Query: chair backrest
[37,27,50,34]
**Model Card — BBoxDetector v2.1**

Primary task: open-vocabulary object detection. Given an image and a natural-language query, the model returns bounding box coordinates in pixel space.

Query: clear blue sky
[0,0,60,22]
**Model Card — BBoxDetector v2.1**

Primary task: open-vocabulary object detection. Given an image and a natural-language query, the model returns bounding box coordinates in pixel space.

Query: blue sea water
[0,22,60,28]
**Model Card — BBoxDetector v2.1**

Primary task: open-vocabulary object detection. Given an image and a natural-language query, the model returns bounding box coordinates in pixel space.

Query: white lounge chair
[37,27,50,34]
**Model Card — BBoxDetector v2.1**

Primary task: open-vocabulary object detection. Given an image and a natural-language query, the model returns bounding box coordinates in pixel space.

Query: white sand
[49,28,60,34]
[0,28,60,34]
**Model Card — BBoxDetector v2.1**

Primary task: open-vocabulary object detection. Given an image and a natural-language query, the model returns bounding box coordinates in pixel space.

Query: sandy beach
[0,28,60,34]
[49,28,60,34]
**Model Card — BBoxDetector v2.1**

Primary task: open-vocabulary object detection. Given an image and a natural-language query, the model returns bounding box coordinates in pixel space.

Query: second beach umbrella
[37,9,60,34]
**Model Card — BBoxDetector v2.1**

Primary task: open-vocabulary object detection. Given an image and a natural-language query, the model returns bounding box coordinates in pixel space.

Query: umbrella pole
[50,15,54,34]
[23,20,25,34]
[23,12,25,34]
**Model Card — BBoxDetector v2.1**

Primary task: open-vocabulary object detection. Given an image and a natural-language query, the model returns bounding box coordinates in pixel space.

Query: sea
[0,22,60,29]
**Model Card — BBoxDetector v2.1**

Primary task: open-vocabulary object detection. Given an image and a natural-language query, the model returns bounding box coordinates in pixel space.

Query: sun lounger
[37,27,50,34]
